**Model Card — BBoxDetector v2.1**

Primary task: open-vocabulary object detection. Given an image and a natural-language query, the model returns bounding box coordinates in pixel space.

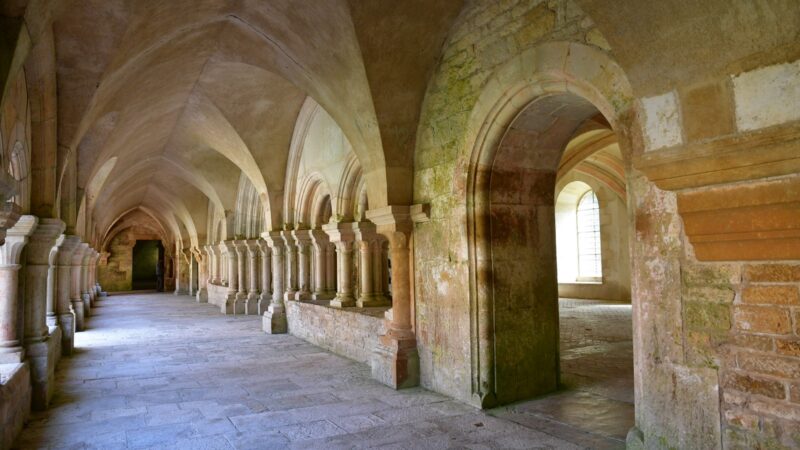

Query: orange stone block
[733,305,792,335]
[742,285,800,305]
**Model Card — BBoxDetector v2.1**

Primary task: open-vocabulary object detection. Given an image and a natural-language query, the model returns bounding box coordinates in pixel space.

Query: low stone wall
[0,363,31,449]
[207,283,230,314]
[286,300,386,364]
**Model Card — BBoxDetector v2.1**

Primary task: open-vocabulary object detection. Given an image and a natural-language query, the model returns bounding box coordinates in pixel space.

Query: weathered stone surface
[733,59,800,131]
[640,91,683,152]
[724,372,785,399]
[742,285,800,305]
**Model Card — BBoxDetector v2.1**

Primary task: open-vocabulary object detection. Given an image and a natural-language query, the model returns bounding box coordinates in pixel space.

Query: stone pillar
[325,243,336,295]
[354,222,391,307]
[292,230,312,301]
[209,244,219,284]
[221,241,238,314]
[282,231,298,301]
[220,243,228,285]
[196,247,208,303]
[257,240,271,315]
[89,251,100,302]
[173,246,182,295]
[262,232,287,334]
[186,249,195,297]
[46,235,65,331]
[23,218,65,410]
[56,236,80,354]
[323,222,356,308]
[245,240,260,314]
[310,230,334,300]
[71,243,88,332]
[80,248,93,318]
[234,241,248,314]
[365,206,419,389]
[0,215,37,363]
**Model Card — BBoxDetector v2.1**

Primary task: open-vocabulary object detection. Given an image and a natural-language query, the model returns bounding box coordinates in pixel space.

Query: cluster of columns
[0,214,105,409]
[193,206,423,390]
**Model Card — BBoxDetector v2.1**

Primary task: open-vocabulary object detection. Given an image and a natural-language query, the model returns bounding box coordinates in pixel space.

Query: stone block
[723,372,785,399]
[732,59,800,131]
[683,286,735,304]
[775,338,800,357]
[744,264,800,282]
[742,285,800,305]
[791,383,800,403]
[0,362,31,449]
[723,408,760,430]
[680,80,735,142]
[733,305,791,334]
[640,91,683,152]
[737,352,800,379]
[681,263,740,287]
[729,333,774,352]
[684,301,730,331]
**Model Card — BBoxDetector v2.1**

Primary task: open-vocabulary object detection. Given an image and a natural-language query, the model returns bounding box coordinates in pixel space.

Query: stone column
[186,249,195,297]
[262,232,287,334]
[96,252,108,297]
[89,251,100,302]
[257,239,271,315]
[234,240,248,314]
[310,230,333,300]
[173,247,182,295]
[56,236,80,354]
[282,231,298,301]
[196,247,208,303]
[366,206,419,389]
[23,218,65,410]
[71,243,88,331]
[220,243,228,285]
[209,244,219,284]
[221,241,238,314]
[325,243,336,295]
[323,222,356,308]
[245,240,260,314]
[292,229,312,301]
[46,235,65,331]
[374,236,391,299]
[354,222,391,307]
[0,215,37,364]
[80,248,93,317]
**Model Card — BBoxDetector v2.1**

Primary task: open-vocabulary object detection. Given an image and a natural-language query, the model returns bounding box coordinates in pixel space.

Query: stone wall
[0,363,31,449]
[98,230,134,291]
[286,300,385,365]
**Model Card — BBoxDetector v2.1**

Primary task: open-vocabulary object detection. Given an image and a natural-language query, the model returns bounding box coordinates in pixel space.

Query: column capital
[81,247,95,265]
[244,239,260,254]
[71,242,89,265]
[0,215,38,266]
[57,235,82,265]
[0,202,21,245]
[234,239,249,255]
[256,238,271,255]
[24,218,64,265]
[261,231,285,251]
[310,229,330,246]
[220,240,237,253]
[322,221,357,244]
[352,221,378,243]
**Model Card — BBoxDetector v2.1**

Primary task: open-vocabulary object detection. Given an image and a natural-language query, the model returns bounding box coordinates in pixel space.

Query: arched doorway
[132,240,162,290]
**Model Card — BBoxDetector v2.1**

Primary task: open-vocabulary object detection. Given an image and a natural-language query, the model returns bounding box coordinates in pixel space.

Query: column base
[59,313,75,356]
[82,293,91,318]
[196,288,208,303]
[25,336,60,410]
[258,295,271,315]
[46,314,58,334]
[71,299,85,331]
[330,294,356,308]
[312,291,335,300]
[370,335,419,389]
[357,295,391,308]
[283,290,298,302]
[245,293,260,315]
[293,290,312,301]
[262,304,287,334]
[0,347,25,364]
[222,293,237,315]
[233,293,247,315]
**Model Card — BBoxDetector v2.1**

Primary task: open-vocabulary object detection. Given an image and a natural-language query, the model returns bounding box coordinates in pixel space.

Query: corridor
[15,294,631,449]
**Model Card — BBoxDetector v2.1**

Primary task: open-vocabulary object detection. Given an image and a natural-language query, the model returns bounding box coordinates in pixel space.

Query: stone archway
[464,42,637,408]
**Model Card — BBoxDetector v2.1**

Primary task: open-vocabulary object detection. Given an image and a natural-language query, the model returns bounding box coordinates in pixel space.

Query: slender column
[282,231,298,300]
[354,222,390,307]
[81,249,93,317]
[235,241,248,300]
[173,246,183,295]
[245,240,260,314]
[96,252,108,297]
[373,236,390,299]
[46,235,65,330]
[186,249,195,297]
[209,245,220,284]
[323,222,356,308]
[257,240,271,314]
[56,236,80,354]
[262,232,287,334]
[220,241,238,314]
[196,247,208,303]
[0,215,37,363]
[24,218,65,410]
[365,206,419,389]
[310,230,333,300]
[325,243,336,295]
[292,230,312,301]
[70,243,88,331]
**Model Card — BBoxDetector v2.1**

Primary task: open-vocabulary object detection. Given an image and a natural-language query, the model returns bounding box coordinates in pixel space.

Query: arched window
[576,191,601,280]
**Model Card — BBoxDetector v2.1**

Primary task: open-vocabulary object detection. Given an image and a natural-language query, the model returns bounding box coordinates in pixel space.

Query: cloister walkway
[15,293,630,449]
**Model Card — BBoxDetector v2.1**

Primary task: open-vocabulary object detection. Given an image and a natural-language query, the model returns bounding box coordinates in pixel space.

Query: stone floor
[15,293,633,449]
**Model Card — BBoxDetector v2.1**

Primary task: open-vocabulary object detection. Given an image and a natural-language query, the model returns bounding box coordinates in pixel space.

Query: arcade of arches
[0,1,799,448]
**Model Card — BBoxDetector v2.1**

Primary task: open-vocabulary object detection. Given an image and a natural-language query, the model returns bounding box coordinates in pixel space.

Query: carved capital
[0,215,38,266]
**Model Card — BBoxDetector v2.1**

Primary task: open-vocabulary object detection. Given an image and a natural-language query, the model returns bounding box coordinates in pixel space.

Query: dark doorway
[132,240,162,290]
